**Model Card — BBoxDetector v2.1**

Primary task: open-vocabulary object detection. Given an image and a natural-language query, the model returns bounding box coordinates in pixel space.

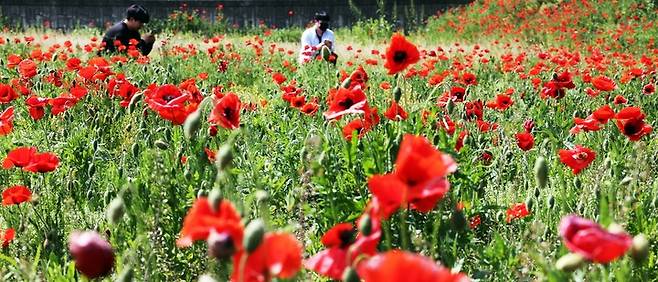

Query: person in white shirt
[299,11,337,65]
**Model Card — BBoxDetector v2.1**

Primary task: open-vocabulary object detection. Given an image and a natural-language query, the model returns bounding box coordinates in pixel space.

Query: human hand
[143,33,156,44]
[323,40,332,49]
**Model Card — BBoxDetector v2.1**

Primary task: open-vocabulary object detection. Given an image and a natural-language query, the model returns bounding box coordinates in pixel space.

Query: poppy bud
[198,274,218,282]
[321,45,331,61]
[572,177,581,190]
[358,214,372,236]
[106,197,125,224]
[556,253,585,272]
[630,234,649,262]
[184,168,192,180]
[87,163,96,177]
[525,197,534,211]
[534,187,540,198]
[154,140,169,150]
[68,231,115,279]
[215,143,232,171]
[342,267,360,282]
[127,93,143,113]
[92,139,98,152]
[451,208,468,231]
[243,219,265,253]
[534,157,548,189]
[131,143,140,158]
[548,195,555,209]
[607,223,625,234]
[184,109,202,140]
[207,231,236,260]
[341,77,352,89]
[620,176,633,186]
[116,266,134,282]
[208,188,222,211]
[446,98,454,114]
[393,86,402,102]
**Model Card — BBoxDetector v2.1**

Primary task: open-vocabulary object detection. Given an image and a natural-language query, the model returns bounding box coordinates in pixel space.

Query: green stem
[399,207,409,251]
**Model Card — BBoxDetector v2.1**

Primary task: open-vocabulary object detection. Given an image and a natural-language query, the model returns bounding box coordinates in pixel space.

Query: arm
[138,33,155,56]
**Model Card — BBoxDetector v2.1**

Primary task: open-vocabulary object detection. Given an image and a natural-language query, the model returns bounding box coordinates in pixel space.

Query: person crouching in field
[100,4,156,56]
[299,11,337,65]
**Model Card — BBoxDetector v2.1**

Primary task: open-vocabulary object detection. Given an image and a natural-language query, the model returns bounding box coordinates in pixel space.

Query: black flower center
[339,230,356,248]
[393,51,407,63]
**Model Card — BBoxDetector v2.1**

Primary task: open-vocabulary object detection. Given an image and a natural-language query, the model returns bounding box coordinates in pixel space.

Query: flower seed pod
[106,197,126,225]
[342,267,360,282]
[183,109,202,140]
[341,77,352,89]
[208,188,222,212]
[207,231,236,260]
[154,140,169,150]
[243,219,265,253]
[358,214,372,236]
[534,157,548,189]
[68,231,115,279]
[393,86,402,102]
[215,143,233,171]
[556,253,585,272]
[116,265,134,282]
[131,143,140,158]
[630,234,649,263]
[548,195,555,209]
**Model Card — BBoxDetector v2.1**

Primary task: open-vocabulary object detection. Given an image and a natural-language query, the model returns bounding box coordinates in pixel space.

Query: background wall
[1,0,470,30]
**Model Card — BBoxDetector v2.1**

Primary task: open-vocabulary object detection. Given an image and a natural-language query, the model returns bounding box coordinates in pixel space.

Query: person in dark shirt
[101,4,156,56]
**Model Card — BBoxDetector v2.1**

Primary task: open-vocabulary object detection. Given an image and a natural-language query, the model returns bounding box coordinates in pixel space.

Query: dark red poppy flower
[144,84,200,125]
[559,215,632,263]
[0,107,14,136]
[347,66,369,89]
[324,86,368,120]
[591,75,616,92]
[559,145,596,174]
[642,83,655,95]
[614,107,652,141]
[515,132,534,151]
[613,95,627,105]
[506,203,530,223]
[357,250,469,282]
[461,72,477,85]
[455,130,468,152]
[0,84,18,104]
[290,95,306,108]
[176,197,243,248]
[209,92,241,130]
[2,228,15,248]
[523,119,534,132]
[464,100,483,121]
[449,86,467,102]
[69,231,115,278]
[3,147,37,169]
[384,100,408,121]
[2,185,31,206]
[18,59,38,79]
[384,33,420,75]
[438,114,456,135]
[368,134,457,218]
[25,96,50,120]
[231,232,302,282]
[469,215,481,229]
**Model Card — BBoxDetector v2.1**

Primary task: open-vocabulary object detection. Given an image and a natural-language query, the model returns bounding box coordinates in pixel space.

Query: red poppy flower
[66,57,82,71]
[559,145,596,174]
[25,96,50,120]
[3,147,37,169]
[469,215,481,229]
[559,215,632,263]
[486,94,513,111]
[305,208,381,280]
[107,74,139,107]
[614,107,652,141]
[18,59,38,79]
[506,203,530,223]
[144,84,200,125]
[438,114,456,135]
[357,250,469,282]
[300,102,319,116]
[379,81,391,90]
[7,54,21,69]
[49,95,79,116]
[515,132,534,151]
[540,71,575,99]
[324,86,368,120]
[613,95,627,105]
[464,100,483,121]
[290,95,306,108]
[449,86,467,102]
[0,107,14,136]
[368,134,457,218]
[342,119,367,140]
[383,33,420,75]
[231,232,302,282]
[272,72,287,85]
[23,152,59,173]
[592,105,615,124]
[383,100,408,121]
[176,197,243,248]
[461,72,477,85]
[591,75,616,92]
[1,228,15,248]
[2,185,32,206]
[348,66,369,88]
[68,230,115,279]
[0,84,18,104]
[570,117,601,135]
[455,130,468,152]
[209,92,241,130]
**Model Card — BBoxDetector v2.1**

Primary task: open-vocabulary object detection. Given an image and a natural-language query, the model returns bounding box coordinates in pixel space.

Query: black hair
[126,4,150,23]
[314,11,330,22]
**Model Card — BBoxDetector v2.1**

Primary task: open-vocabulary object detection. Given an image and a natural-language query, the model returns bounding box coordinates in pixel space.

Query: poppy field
[0,0,657,281]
